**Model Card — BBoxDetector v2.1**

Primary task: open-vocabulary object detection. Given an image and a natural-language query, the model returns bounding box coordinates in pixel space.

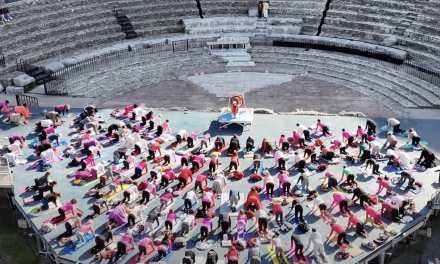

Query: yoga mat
[410,187,424,194]
[176,142,201,155]
[160,201,176,215]
[66,113,73,117]
[249,161,264,174]
[94,152,109,160]
[28,200,63,216]
[104,184,131,200]
[380,125,392,132]
[61,234,95,254]
[46,209,83,226]
[7,112,13,116]
[219,192,244,217]
[386,165,404,173]
[328,235,364,257]
[125,192,140,205]
[285,242,310,264]
[241,146,256,153]
[171,218,183,233]
[18,187,27,195]
[324,198,348,217]
[266,245,289,264]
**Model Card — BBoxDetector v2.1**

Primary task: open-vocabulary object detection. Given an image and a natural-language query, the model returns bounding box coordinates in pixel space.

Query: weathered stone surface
[383,36,398,47]
[13,74,35,87]
[0,83,4,93]
[248,7,258,17]
[6,85,24,95]
[60,58,78,67]
[44,62,65,73]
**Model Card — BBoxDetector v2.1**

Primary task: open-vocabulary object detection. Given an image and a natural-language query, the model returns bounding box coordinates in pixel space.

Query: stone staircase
[211,50,256,67]
[250,46,440,117]
[114,9,138,39]
[183,16,302,36]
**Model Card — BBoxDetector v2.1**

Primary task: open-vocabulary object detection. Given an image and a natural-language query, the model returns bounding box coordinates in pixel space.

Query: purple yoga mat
[46,156,63,164]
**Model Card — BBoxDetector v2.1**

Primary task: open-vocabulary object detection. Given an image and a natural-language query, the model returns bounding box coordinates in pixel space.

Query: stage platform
[218,107,254,130]
[2,107,440,264]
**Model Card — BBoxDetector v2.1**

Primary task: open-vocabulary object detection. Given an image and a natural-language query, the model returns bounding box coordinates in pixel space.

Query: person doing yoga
[177,167,193,189]
[383,131,398,149]
[407,128,421,146]
[365,119,377,136]
[347,211,368,237]
[364,159,381,175]
[311,193,335,224]
[228,134,240,153]
[279,134,289,151]
[304,146,318,164]
[323,172,339,191]
[417,147,436,167]
[356,126,367,143]
[214,136,226,151]
[351,186,371,208]
[328,223,350,246]
[278,171,291,195]
[387,118,405,133]
[289,199,304,222]
[274,150,286,170]
[297,123,312,141]
[54,198,77,221]
[342,129,356,146]
[229,151,240,172]
[40,192,61,211]
[261,137,273,155]
[246,136,255,152]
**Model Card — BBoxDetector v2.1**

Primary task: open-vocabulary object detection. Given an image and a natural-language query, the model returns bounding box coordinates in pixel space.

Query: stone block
[248,7,258,17]
[6,86,24,95]
[0,83,3,93]
[60,58,78,67]
[13,74,35,87]
[44,62,65,73]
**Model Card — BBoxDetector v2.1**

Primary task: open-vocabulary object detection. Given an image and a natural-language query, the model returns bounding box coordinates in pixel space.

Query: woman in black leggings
[365,159,381,175]
[266,182,274,196]
[346,174,357,186]
[352,187,371,207]
[290,199,304,222]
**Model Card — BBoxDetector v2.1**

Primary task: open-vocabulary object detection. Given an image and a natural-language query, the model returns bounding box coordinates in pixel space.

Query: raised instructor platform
[218,92,254,130]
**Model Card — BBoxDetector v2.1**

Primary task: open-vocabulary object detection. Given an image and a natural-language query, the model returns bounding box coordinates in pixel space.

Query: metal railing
[44,78,68,95]
[15,94,39,107]
[48,36,440,91]
[51,38,215,81]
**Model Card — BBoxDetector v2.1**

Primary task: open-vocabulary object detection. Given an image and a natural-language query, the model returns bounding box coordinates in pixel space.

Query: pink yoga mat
[66,113,73,117]
[324,198,348,217]
[7,112,13,116]
[18,187,27,195]
[23,196,35,204]
[285,242,310,264]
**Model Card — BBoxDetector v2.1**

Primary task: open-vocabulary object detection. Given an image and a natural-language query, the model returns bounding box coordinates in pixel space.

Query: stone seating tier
[250,46,440,109]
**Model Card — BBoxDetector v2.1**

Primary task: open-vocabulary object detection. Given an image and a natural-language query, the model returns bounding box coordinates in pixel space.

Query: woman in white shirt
[407,128,421,146]
[121,182,140,204]
[163,148,176,166]
[262,168,275,196]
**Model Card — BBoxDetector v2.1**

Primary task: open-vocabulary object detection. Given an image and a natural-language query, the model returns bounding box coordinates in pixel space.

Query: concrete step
[219,56,252,62]
[226,61,256,67]
[211,51,250,57]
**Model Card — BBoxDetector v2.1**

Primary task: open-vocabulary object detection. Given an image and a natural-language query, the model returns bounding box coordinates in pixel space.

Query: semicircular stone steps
[250,46,440,115]
[68,51,226,100]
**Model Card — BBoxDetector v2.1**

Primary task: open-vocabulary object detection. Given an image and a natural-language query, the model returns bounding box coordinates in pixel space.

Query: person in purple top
[0,100,10,111]
[8,135,25,145]
[54,104,70,115]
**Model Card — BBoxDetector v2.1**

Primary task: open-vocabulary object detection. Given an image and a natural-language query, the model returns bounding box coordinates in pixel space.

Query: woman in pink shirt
[201,190,215,213]
[55,104,70,115]
[200,214,213,241]
[278,172,291,195]
[356,126,367,143]
[315,119,324,132]
[237,210,247,224]
[342,129,355,146]
[56,198,77,221]
[165,209,177,231]
[347,211,368,237]
[113,230,135,261]
[273,202,284,225]
[191,154,204,173]
[75,219,96,249]
[377,177,390,193]
[181,152,191,167]
[139,181,157,204]
[279,134,288,151]
[270,234,284,259]
[159,189,174,212]
[328,223,350,246]
[137,236,155,260]
[201,132,211,149]
[365,205,383,226]
[195,174,208,192]
[160,169,175,189]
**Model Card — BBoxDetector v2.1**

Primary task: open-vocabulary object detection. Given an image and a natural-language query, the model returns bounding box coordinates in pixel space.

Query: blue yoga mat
[249,161,264,174]
[95,152,109,160]
[61,234,95,254]
[387,165,404,173]
[410,187,424,194]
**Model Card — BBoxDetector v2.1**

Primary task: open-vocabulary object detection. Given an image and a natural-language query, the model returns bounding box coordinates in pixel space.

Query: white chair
[41,119,53,128]
[41,149,55,163]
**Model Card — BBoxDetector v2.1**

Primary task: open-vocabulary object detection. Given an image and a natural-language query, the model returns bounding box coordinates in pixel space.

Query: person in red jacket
[148,142,161,159]
[178,168,193,189]
[195,174,208,192]
[328,223,350,246]
[272,202,284,225]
